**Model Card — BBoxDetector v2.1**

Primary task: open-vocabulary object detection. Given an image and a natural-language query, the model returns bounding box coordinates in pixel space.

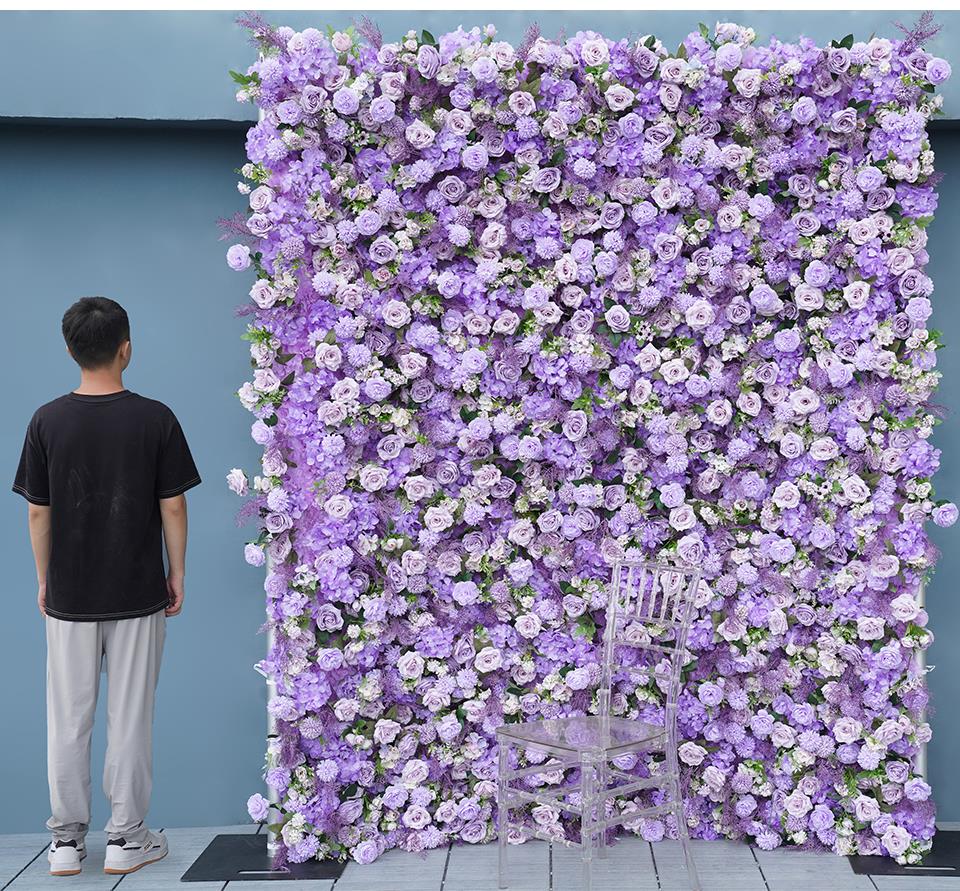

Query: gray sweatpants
[45,610,165,845]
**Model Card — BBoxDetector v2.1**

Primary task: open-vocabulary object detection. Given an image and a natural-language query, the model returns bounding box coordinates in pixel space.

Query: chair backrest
[597,559,701,726]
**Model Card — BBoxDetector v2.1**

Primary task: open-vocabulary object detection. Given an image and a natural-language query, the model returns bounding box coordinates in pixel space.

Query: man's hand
[166,574,185,617]
[37,583,46,616]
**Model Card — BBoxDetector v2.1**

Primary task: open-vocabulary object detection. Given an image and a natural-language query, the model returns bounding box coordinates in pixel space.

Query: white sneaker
[48,839,86,876]
[103,830,168,874]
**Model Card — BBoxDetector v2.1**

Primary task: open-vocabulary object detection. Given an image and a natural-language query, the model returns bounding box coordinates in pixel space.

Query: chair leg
[580,756,595,891]
[498,742,509,889]
[674,787,700,891]
[597,761,608,859]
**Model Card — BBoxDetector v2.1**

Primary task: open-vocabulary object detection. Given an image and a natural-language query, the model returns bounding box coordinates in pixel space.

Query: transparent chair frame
[496,559,702,891]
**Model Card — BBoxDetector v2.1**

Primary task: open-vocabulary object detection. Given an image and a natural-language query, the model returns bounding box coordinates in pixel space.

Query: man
[13,296,201,876]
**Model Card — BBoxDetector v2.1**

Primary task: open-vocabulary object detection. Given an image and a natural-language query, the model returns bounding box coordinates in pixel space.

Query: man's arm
[159,494,188,617]
[27,503,51,616]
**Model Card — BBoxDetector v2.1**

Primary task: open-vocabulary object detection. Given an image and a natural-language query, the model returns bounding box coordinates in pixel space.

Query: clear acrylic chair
[496,559,702,891]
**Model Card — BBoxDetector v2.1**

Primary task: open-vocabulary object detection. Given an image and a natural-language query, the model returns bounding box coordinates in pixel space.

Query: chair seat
[497,714,666,755]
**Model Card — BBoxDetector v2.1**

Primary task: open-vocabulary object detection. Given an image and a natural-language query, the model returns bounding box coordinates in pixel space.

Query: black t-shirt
[13,390,201,621]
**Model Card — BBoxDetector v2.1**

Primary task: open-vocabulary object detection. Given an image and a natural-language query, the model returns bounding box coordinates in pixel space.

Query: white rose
[660,358,689,385]
[685,299,716,329]
[475,646,503,673]
[324,494,353,519]
[382,299,411,328]
[889,594,919,622]
[359,465,389,492]
[580,38,609,66]
[669,504,696,531]
[315,342,342,370]
[843,280,871,309]
[515,614,543,639]
[397,652,425,680]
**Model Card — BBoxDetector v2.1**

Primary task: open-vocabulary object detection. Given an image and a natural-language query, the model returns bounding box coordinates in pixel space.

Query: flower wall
[226,19,956,866]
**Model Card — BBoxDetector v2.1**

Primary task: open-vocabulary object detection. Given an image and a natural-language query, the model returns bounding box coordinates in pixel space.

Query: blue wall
[0,124,265,831]
[1,11,959,835]
[924,132,960,822]
[2,11,960,121]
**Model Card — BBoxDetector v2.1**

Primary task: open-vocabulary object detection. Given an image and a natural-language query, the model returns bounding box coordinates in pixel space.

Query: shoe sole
[49,853,86,876]
[103,849,167,875]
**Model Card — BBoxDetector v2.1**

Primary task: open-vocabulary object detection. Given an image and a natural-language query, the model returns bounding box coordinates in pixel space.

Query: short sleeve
[157,413,201,498]
[13,416,50,505]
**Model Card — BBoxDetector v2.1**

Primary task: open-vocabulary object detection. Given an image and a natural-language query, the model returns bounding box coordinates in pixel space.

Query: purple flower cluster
[227,20,954,865]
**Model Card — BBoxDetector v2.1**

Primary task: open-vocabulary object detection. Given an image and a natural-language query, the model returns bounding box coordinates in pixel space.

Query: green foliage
[574,613,597,641]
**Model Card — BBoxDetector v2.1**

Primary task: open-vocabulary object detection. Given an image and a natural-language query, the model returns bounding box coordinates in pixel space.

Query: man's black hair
[61,297,130,369]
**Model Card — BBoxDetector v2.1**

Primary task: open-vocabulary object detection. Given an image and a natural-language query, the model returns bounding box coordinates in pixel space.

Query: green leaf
[839,33,854,49]
[421,29,436,46]
[521,76,541,95]
[229,69,260,86]
[698,23,710,40]
[574,614,597,641]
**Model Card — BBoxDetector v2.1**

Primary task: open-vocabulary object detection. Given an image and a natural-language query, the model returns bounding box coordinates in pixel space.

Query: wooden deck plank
[650,838,766,891]
[333,844,448,891]
[2,826,942,891]
[5,834,118,891]
[871,876,960,891]
[552,836,659,891]
[0,835,49,889]
[446,840,549,891]
[122,824,256,891]
[754,846,876,890]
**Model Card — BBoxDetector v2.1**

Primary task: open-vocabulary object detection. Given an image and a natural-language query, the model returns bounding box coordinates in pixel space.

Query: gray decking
[1,824,955,891]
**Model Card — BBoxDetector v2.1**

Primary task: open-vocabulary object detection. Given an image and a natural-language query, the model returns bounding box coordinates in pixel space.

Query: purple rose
[715,42,742,72]
[369,236,399,265]
[352,839,380,865]
[370,95,395,124]
[927,57,952,85]
[532,167,561,193]
[417,44,441,79]
[332,87,360,116]
[247,793,270,822]
[244,543,265,567]
[462,144,489,172]
[934,503,958,527]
